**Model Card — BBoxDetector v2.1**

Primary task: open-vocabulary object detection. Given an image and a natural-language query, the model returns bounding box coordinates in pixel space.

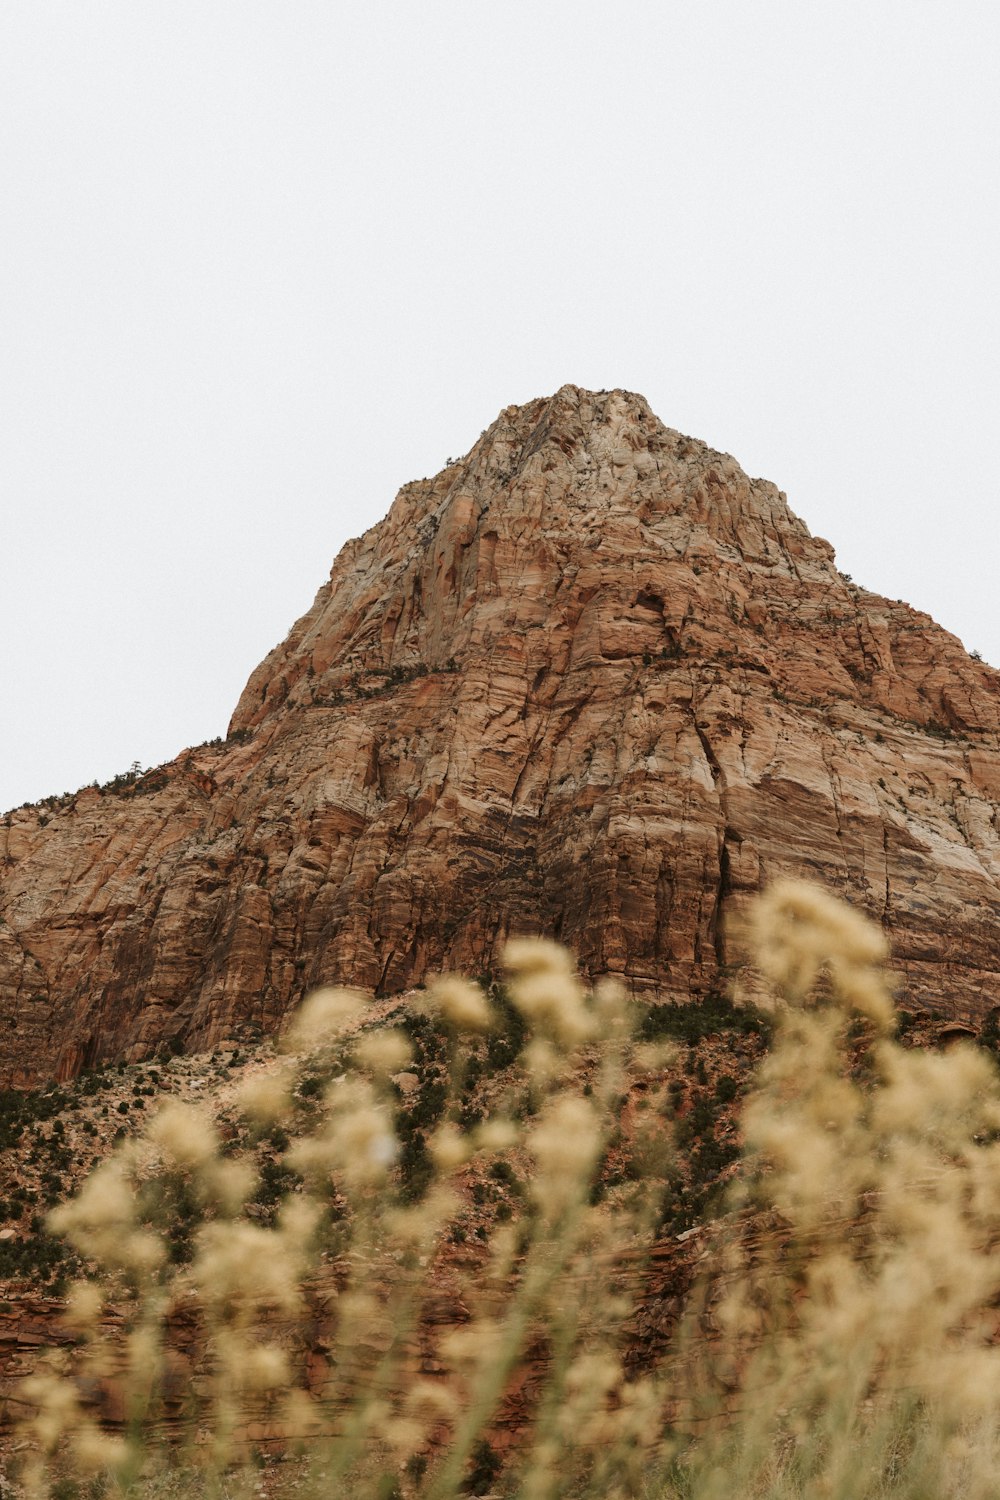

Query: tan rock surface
[2,385,999,1083]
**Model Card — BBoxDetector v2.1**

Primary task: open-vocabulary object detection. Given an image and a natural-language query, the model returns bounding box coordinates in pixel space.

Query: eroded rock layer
[2,386,999,1082]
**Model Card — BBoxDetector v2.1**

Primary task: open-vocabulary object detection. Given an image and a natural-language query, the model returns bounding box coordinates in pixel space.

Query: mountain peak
[229,388,837,735]
[1,393,998,1083]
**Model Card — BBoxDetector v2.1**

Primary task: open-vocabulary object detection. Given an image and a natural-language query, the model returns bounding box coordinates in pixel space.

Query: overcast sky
[2,3,998,814]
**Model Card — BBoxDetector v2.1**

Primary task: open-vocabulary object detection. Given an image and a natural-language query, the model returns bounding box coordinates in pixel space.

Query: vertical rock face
[2,385,999,1083]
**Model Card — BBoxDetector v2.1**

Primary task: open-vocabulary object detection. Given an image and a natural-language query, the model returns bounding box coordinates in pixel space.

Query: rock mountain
[2,386,999,1084]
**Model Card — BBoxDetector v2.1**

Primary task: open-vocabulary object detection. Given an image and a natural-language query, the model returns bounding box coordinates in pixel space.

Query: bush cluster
[17,887,1000,1500]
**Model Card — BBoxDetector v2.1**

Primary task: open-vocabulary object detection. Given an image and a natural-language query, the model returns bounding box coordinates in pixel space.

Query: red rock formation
[2,386,999,1083]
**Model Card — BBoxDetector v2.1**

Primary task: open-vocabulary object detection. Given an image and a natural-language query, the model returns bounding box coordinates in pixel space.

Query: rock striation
[2,386,999,1083]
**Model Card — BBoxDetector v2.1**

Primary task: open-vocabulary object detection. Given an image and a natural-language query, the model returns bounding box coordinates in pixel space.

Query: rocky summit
[2,385,999,1084]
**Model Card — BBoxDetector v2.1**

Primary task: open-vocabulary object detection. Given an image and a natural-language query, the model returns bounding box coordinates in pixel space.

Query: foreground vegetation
[14,883,1000,1498]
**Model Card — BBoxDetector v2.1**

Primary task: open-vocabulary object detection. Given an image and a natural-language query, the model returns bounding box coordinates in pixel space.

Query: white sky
[2,2,998,815]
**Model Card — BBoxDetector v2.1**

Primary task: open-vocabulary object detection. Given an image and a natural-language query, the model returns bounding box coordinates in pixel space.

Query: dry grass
[13,883,1000,1499]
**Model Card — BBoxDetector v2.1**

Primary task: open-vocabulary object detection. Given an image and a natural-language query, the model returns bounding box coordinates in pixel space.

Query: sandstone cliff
[2,385,999,1083]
